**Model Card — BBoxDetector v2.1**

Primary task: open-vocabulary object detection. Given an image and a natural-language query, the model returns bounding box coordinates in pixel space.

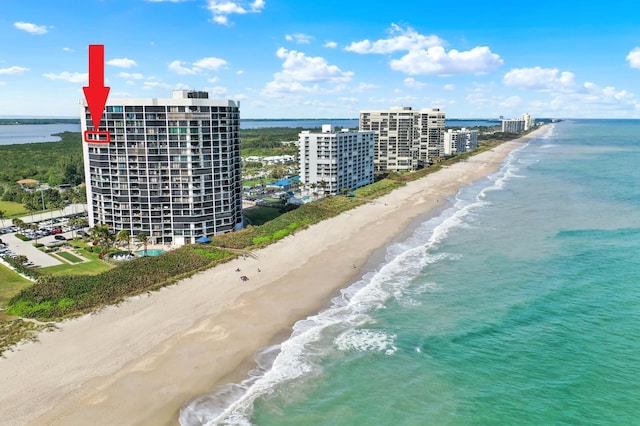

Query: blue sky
[1,0,640,119]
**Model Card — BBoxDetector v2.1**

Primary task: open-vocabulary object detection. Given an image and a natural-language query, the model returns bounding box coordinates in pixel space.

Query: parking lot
[0,211,87,269]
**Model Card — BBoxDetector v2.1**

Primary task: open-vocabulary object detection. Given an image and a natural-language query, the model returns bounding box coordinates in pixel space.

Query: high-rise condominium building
[501,118,526,133]
[299,124,375,195]
[80,90,243,247]
[359,107,445,172]
[444,128,479,156]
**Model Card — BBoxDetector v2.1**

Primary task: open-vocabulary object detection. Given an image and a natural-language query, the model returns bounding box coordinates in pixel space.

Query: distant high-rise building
[359,107,445,172]
[80,90,243,246]
[444,128,478,155]
[501,118,526,133]
[521,112,534,131]
[299,124,374,195]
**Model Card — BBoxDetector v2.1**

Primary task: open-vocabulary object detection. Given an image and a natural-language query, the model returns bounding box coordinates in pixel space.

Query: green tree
[116,229,131,251]
[90,224,114,256]
[0,209,6,221]
[30,223,40,243]
[135,232,149,256]
[12,218,25,230]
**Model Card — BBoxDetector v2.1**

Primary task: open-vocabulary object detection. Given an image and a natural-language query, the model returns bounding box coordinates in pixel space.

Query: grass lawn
[244,206,283,226]
[0,264,31,306]
[40,239,113,276]
[0,200,27,218]
[56,251,83,263]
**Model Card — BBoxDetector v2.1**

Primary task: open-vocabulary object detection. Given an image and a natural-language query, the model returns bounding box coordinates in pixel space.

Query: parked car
[54,235,67,241]
[52,228,62,234]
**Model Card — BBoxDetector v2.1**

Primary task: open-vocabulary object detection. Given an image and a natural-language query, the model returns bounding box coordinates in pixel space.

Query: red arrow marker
[83,44,110,131]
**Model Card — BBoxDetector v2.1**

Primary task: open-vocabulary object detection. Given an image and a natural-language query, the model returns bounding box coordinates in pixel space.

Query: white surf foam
[179,139,534,426]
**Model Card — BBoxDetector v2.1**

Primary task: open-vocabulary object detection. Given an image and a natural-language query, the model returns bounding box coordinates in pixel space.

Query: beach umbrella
[195,236,211,243]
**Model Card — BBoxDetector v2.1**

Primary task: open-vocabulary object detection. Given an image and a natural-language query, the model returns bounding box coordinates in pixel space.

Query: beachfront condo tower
[359,106,446,172]
[444,128,479,156]
[80,90,243,246]
[299,125,375,195]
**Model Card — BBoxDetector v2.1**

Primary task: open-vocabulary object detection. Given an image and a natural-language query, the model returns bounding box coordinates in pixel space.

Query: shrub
[15,233,31,241]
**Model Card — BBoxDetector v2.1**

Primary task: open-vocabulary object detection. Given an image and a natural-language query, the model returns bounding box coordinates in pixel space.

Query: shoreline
[0,127,547,425]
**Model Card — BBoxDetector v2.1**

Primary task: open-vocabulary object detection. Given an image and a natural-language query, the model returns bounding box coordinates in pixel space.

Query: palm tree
[135,232,149,256]
[30,223,39,243]
[12,218,25,230]
[0,209,6,228]
[116,229,131,252]
[90,224,114,257]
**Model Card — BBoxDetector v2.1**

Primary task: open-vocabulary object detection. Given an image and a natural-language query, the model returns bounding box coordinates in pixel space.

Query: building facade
[501,118,526,133]
[299,124,374,195]
[444,128,479,155]
[359,107,445,172]
[80,90,243,247]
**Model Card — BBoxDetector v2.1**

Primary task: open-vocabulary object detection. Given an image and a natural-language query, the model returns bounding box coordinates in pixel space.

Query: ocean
[180,119,640,425]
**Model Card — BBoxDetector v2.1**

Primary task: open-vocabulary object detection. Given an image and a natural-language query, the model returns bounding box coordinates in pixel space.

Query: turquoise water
[181,120,640,425]
[136,249,165,256]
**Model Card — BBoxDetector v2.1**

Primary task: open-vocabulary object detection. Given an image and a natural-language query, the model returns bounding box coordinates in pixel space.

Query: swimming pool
[135,249,165,256]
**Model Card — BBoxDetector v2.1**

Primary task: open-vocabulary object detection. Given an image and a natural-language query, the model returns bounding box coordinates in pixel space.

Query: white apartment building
[80,90,243,247]
[359,107,445,172]
[299,125,374,195]
[501,118,526,133]
[444,128,479,156]
[521,112,534,131]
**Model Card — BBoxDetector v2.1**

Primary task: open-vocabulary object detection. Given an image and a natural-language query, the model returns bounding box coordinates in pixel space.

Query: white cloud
[0,66,29,75]
[168,60,197,75]
[0,81,6,86]
[353,82,378,92]
[499,96,522,109]
[62,47,74,52]
[118,72,144,80]
[146,0,190,2]
[403,77,425,89]
[285,33,313,44]
[174,82,191,90]
[443,83,455,91]
[626,47,640,69]
[193,57,227,70]
[263,48,353,97]
[168,57,227,74]
[207,0,265,25]
[206,86,229,97]
[143,81,171,90]
[235,70,244,75]
[346,24,502,76]
[324,41,337,49]
[503,67,575,91]
[276,48,353,82]
[14,21,48,35]
[345,24,442,54]
[43,71,87,83]
[391,46,503,76]
[208,76,220,83]
[106,58,137,68]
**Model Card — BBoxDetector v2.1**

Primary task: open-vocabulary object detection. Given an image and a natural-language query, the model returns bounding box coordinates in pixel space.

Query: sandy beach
[0,128,546,425]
